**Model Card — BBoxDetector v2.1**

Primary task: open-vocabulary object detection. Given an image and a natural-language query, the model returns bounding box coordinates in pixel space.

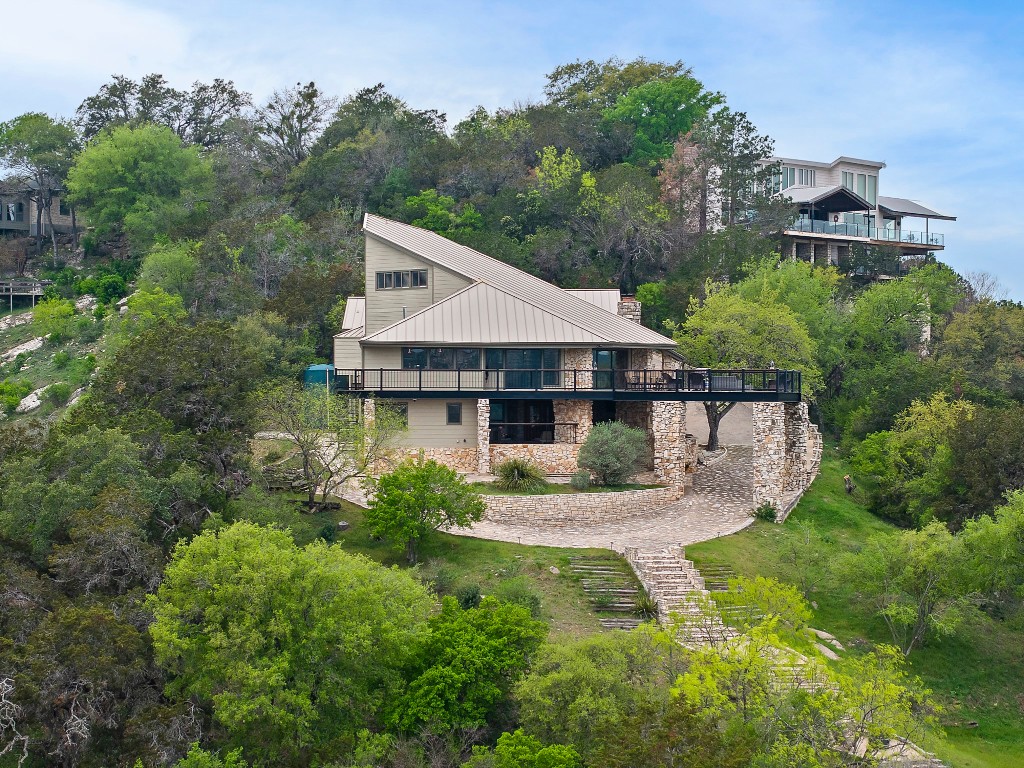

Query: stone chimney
[617,295,642,324]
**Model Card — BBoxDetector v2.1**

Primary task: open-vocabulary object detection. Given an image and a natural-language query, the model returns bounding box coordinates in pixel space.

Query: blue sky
[5,0,1022,297]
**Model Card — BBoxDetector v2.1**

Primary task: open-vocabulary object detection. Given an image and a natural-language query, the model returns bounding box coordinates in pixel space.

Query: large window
[842,171,854,191]
[402,347,480,370]
[780,166,796,190]
[866,175,877,206]
[797,168,816,186]
[856,173,867,200]
[376,269,428,290]
[485,348,561,387]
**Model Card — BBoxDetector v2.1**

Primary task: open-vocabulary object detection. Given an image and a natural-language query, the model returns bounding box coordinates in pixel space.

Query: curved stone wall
[482,485,684,525]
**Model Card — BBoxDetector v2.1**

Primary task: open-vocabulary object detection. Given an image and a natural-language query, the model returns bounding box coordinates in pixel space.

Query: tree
[577,421,650,485]
[545,57,690,112]
[0,112,79,257]
[149,521,433,765]
[672,286,821,450]
[603,75,721,167]
[937,299,1024,403]
[392,596,547,732]
[959,490,1024,606]
[256,383,406,510]
[75,73,251,148]
[844,522,978,655]
[464,729,582,768]
[365,459,485,563]
[65,124,213,246]
[31,297,76,341]
[401,189,483,238]
[173,744,250,768]
[255,82,336,166]
[139,240,200,305]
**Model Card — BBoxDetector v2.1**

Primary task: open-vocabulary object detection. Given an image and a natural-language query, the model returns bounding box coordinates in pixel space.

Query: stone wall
[483,485,683,524]
[396,447,479,473]
[553,399,592,443]
[752,401,820,519]
[490,442,581,474]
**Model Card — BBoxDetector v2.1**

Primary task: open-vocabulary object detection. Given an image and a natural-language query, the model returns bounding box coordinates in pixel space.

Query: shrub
[43,382,73,407]
[634,591,658,620]
[577,421,650,486]
[569,470,592,490]
[0,379,33,414]
[494,457,548,493]
[492,577,542,618]
[753,502,779,522]
[455,582,482,609]
[32,298,76,341]
[73,315,103,344]
[52,351,71,369]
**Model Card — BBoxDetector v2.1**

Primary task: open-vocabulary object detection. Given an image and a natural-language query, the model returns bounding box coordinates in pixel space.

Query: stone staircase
[623,546,733,644]
[568,555,645,631]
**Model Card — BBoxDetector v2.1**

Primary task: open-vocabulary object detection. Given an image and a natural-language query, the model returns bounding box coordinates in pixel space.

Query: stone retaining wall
[483,485,684,524]
[489,442,580,474]
[397,447,478,473]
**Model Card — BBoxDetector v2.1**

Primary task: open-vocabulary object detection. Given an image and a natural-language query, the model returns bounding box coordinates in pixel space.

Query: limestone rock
[15,386,47,414]
[1,336,45,363]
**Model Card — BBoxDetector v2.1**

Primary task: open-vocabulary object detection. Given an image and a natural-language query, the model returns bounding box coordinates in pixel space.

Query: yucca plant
[634,590,659,620]
[494,457,548,493]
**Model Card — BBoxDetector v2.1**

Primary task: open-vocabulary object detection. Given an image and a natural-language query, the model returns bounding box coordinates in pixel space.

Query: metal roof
[341,297,365,330]
[878,196,956,221]
[772,156,886,170]
[362,282,637,346]
[566,289,621,313]
[337,326,364,339]
[362,214,676,349]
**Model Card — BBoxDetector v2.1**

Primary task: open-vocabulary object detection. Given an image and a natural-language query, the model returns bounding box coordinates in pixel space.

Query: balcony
[333,368,803,403]
[786,219,943,247]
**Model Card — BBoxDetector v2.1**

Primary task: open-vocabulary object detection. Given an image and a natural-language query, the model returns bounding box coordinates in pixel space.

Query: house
[333,214,804,488]
[0,179,77,238]
[769,156,955,267]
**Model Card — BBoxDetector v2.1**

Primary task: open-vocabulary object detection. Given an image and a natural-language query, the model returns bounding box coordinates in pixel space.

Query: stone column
[753,401,814,512]
[476,399,490,474]
[752,401,786,510]
[362,396,376,427]
[562,348,593,389]
[553,399,593,444]
[651,400,687,487]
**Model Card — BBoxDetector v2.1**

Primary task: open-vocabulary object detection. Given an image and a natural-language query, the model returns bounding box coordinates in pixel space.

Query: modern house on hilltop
[333,215,809,494]
[770,156,955,266]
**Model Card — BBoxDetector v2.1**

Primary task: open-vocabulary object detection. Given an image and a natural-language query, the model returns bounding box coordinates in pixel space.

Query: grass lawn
[230,494,634,639]
[686,446,1024,768]
[467,481,662,496]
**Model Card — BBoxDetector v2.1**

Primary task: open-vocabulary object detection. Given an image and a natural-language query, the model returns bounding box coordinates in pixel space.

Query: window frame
[446,402,462,425]
[375,269,428,291]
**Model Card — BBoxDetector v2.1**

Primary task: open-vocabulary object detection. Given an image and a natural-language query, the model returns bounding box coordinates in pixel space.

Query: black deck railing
[334,368,802,397]
[490,422,578,444]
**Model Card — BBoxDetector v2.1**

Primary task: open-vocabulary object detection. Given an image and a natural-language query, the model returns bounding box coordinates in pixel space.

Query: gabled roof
[362,214,676,349]
[341,297,365,330]
[783,184,873,210]
[878,196,956,221]
[565,289,621,313]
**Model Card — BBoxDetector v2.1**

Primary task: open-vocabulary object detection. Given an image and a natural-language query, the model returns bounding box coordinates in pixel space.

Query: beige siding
[362,346,401,368]
[384,398,479,449]
[364,236,471,334]
[333,337,362,370]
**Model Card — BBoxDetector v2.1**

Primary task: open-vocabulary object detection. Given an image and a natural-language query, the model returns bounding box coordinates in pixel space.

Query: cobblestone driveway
[448,445,756,553]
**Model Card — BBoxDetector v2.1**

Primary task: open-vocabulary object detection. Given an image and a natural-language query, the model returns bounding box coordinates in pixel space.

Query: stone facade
[483,485,683,524]
[616,400,656,470]
[397,447,479,472]
[489,442,581,474]
[553,398,593,444]
[476,398,490,474]
[561,348,592,388]
[752,401,820,519]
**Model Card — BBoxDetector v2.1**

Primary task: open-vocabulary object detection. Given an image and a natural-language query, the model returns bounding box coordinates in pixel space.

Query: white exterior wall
[364,236,471,334]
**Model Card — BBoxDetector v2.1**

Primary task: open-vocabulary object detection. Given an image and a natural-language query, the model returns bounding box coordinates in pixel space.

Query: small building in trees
[332,215,815,503]
[768,156,956,273]
[0,178,77,238]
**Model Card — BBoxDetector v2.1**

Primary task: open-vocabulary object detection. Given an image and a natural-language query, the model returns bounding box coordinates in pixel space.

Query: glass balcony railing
[786,219,943,246]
